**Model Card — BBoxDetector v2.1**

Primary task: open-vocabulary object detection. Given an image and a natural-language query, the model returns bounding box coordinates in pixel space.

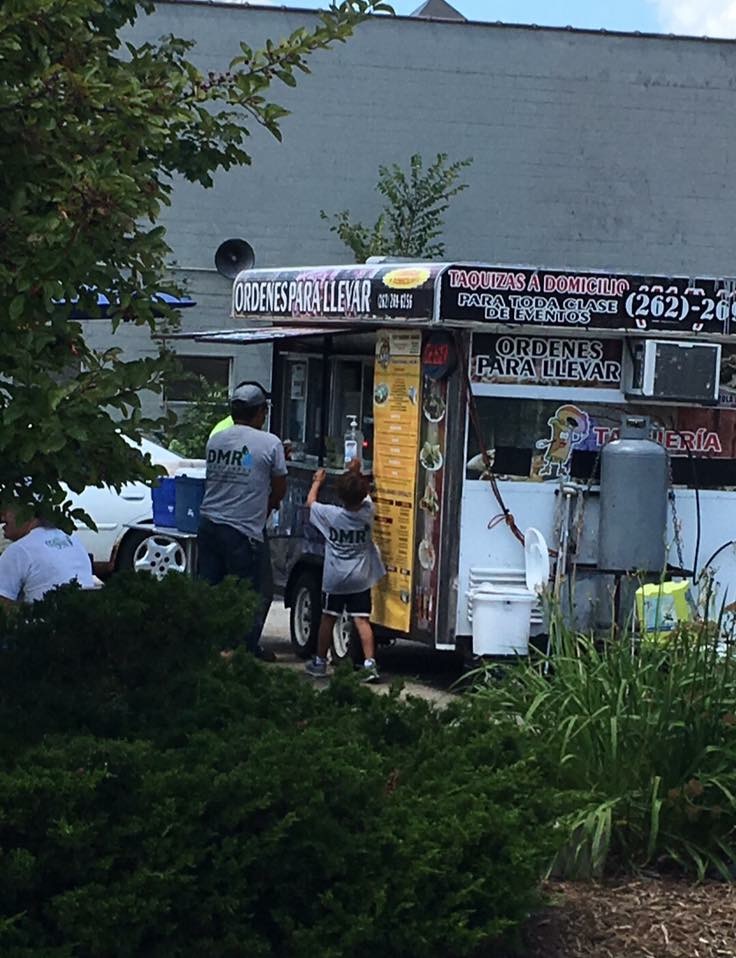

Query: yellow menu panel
[371,330,422,632]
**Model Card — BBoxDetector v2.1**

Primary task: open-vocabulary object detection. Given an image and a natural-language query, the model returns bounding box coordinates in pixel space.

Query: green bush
[0,572,258,743]
[0,576,561,957]
[473,620,736,880]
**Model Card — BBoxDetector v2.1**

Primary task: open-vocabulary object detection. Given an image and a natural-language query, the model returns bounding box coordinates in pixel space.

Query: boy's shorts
[322,589,372,618]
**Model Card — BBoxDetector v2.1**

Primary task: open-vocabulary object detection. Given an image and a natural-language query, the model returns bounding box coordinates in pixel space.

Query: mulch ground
[517,879,736,957]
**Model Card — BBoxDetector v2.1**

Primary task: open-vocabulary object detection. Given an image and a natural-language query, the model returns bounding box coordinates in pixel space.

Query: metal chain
[667,453,685,570]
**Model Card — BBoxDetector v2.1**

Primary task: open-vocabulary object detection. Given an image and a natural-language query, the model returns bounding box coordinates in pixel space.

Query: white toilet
[470,527,550,656]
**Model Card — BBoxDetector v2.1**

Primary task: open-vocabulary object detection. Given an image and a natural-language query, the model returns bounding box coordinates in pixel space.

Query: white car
[67,437,205,575]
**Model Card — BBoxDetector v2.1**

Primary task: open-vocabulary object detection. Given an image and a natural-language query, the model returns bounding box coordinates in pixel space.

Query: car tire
[289,570,321,659]
[115,529,188,578]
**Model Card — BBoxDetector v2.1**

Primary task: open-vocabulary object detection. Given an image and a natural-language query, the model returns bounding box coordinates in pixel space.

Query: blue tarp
[58,290,196,319]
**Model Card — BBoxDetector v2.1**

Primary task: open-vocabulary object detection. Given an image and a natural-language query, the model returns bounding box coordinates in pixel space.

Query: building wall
[119,2,736,415]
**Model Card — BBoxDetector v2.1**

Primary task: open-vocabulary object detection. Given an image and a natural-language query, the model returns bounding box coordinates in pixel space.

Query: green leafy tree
[162,379,230,459]
[0,0,388,528]
[322,152,472,262]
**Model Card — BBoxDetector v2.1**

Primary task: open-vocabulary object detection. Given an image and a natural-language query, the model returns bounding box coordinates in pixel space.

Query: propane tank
[597,416,668,573]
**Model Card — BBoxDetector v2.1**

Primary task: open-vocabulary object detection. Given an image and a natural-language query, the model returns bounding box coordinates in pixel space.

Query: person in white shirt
[0,508,96,606]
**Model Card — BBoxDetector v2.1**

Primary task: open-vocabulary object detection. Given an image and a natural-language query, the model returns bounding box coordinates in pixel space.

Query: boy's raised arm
[307,468,327,508]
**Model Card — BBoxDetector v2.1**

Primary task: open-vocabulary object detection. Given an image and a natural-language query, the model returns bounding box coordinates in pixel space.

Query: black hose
[699,540,736,578]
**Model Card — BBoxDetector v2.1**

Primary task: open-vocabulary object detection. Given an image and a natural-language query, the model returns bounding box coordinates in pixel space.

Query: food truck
[177,261,736,661]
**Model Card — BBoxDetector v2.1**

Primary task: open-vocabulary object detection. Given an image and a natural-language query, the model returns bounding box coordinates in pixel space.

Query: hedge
[0,575,563,956]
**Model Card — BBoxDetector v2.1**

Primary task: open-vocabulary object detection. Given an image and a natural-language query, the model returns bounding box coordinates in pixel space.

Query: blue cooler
[175,476,206,533]
[151,477,176,528]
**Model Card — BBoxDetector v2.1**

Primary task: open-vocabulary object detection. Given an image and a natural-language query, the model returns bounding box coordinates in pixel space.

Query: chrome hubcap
[133,535,187,579]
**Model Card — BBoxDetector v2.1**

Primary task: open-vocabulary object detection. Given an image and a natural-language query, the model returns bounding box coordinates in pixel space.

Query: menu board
[371,330,422,632]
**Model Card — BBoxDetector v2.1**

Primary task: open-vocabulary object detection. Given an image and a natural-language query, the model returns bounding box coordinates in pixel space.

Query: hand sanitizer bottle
[344,415,364,467]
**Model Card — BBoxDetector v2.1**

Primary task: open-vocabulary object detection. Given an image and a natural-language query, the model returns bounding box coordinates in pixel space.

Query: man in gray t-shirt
[197,382,287,656]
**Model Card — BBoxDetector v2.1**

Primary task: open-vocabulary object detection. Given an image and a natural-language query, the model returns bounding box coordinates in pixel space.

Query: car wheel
[116,529,188,579]
[289,571,321,659]
[330,611,362,666]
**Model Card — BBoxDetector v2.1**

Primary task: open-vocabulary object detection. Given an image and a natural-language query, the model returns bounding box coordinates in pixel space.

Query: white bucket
[471,585,534,656]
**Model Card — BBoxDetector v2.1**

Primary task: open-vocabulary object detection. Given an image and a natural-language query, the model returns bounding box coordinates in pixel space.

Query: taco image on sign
[535,404,590,478]
[383,267,431,290]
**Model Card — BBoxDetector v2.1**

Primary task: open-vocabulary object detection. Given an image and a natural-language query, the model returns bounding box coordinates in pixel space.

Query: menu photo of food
[419,481,439,517]
[423,391,446,423]
[419,441,443,472]
[374,383,390,405]
[418,538,436,572]
[376,336,391,369]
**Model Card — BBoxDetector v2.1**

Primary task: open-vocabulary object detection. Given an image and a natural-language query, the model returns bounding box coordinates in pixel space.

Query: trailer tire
[330,611,363,667]
[289,570,321,659]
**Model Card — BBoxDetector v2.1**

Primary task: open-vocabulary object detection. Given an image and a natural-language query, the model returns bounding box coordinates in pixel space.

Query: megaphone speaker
[215,239,256,279]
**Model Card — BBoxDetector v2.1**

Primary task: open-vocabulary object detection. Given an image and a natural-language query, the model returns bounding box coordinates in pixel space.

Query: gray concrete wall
[116,3,736,416]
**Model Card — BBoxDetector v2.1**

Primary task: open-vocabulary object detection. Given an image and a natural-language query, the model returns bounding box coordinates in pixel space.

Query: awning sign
[232,264,442,322]
[230,262,736,336]
[441,266,736,334]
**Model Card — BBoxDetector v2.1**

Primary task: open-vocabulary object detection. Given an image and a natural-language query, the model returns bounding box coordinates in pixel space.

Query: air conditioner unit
[624,339,721,403]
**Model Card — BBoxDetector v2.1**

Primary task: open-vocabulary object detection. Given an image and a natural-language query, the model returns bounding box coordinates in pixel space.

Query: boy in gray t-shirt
[305,460,385,682]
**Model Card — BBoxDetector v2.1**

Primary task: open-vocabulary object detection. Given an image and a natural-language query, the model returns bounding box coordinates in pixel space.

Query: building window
[166,355,232,402]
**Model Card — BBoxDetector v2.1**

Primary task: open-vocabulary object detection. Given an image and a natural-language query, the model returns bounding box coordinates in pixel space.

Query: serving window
[466,396,736,488]
[275,333,376,470]
[278,354,325,461]
[327,358,374,468]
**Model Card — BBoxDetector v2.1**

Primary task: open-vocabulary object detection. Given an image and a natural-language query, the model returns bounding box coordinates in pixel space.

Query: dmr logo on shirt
[44,536,71,551]
[329,526,368,545]
[208,445,254,474]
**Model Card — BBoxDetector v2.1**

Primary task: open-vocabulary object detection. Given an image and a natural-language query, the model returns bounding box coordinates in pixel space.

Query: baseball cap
[231,381,271,407]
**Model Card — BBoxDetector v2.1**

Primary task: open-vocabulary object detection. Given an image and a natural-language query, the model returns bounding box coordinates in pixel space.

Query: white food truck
[175,261,736,661]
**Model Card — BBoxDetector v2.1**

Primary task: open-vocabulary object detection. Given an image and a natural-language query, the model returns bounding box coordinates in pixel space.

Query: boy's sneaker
[305,657,328,678]
[361,660,380,683]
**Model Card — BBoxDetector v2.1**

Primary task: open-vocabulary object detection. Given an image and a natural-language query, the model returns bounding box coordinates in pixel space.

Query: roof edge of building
[152,1,736,47]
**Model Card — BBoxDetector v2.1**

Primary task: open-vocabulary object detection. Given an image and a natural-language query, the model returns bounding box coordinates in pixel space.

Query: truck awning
[232,263,443,324]
[227,261,736,338]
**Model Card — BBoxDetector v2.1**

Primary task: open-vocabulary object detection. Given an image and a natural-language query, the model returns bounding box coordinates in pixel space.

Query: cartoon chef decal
[533,404,590,479]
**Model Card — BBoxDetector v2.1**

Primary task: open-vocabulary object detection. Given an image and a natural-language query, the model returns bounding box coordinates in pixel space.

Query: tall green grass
[474,611,736,880]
